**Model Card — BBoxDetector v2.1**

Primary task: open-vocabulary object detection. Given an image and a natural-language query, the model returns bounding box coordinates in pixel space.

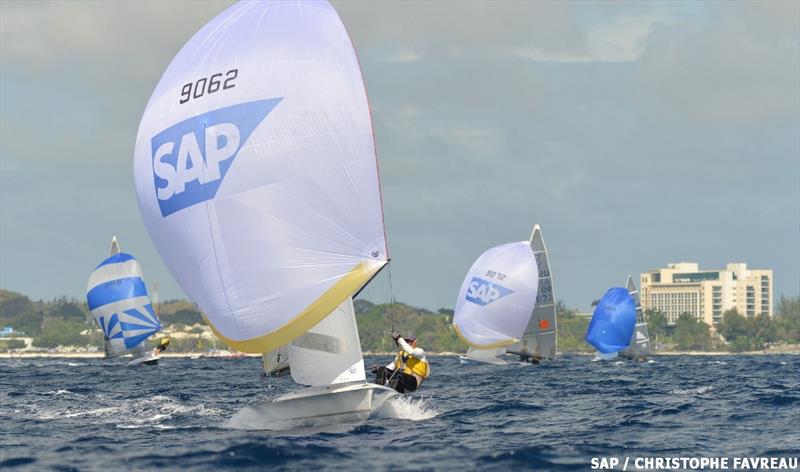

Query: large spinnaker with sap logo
[453,242,539,349]
[585,287,637,354]
[133,1,388,354]
[86,252,161,358]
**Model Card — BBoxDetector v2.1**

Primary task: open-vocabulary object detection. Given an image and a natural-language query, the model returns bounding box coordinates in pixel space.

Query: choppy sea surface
[1,354,798,471]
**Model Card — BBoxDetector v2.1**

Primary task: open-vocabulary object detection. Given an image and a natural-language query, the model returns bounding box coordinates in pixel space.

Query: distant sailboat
[453,225,546,365]
[86,236,162,366]
[133,0,395,427]
[585,284,637,361]
[619,276,651,361]
[507,225,557,362]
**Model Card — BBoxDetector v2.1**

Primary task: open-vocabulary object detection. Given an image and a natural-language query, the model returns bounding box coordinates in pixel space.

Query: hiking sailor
[373,334,430,393]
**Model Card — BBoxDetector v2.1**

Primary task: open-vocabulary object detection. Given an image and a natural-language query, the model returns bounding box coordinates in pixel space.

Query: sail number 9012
[485,270,506,281]
[179,69,238,104]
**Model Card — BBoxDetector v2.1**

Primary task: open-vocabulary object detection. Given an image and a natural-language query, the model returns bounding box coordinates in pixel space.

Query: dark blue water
[1,355,798,471]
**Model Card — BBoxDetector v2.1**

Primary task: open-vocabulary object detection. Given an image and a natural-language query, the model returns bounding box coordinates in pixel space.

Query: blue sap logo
[465,277,514,306]
[151,98,282,217]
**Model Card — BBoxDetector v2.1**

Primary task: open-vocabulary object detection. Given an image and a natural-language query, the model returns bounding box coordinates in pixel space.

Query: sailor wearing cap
[373,334,430,393]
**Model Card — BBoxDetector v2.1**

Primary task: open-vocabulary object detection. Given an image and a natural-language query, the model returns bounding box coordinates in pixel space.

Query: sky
[1,0,798,312]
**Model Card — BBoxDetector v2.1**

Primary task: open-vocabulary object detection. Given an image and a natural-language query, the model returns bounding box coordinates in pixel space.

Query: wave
[669,386,713,395]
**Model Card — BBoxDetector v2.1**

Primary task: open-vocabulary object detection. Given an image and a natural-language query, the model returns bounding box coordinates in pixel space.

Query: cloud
[513,13,665,63]
[632,1,799,124]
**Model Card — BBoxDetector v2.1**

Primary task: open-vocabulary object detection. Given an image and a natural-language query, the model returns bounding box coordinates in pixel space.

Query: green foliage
[671,313,715,351]
[34,318,91,348]
[356,302,463,352]
[157,300,205,325]
[646,310,669,339]
[775,295,800,343]
[0,339,26,350]
[719,309,781,351]
[554,309,592,353]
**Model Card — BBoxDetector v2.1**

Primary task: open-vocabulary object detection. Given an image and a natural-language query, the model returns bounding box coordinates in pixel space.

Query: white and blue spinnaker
[453,237,540,360]
[86,237,161,361]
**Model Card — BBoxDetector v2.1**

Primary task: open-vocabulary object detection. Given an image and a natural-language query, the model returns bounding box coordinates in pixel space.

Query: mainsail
[86,237,161,358]
[288,297,365,386]
[133,1,388,358]
[585,287,637,354]
[453,241,539,349]
[620,276,651,360]
[507,225,557,360]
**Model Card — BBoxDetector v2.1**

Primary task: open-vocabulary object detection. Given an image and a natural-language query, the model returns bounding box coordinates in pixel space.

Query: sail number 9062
[179,69,238,104]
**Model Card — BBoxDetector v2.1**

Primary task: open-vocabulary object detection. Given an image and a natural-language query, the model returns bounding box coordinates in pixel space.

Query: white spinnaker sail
[621,276,651,359]
[133,1,388,354]
[453,242,539,349]
[288,297,365,386]
[508,225,557,359]
[86,240,161,358]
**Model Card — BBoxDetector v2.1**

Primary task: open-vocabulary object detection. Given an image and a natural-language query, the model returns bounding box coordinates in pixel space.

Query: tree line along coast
[0,289,798,354]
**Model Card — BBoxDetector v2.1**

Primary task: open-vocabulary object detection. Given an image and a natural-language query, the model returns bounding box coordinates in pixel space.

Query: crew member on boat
[373,335,429,393]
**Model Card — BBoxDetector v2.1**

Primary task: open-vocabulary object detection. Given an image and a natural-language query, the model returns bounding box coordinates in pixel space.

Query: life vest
[395,351,430,379]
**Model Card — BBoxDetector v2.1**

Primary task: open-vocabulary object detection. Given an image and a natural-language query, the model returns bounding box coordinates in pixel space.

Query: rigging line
[387,264,395,336]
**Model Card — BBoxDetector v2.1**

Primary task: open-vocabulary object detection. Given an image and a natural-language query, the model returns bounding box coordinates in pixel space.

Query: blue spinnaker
[585,287,636,354]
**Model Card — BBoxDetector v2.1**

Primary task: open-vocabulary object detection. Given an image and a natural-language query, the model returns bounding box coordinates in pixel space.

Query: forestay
[86,246,161,358]
[133,1,388,354]
[453,242,539,349]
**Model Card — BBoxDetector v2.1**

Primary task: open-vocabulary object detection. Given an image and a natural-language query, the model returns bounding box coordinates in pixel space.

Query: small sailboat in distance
[585,285,637,361]
[453,226,542,365]
[507,225,557,362]
[619,276,651,361]
[133,0,394,428]
[86,236,163,366]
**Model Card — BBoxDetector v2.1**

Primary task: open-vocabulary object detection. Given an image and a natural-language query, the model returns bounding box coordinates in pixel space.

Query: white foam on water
[707,361,727,365]
[375,395,438,421]
[42,389,77,396]
[669,386,713,396]
[38,406,122,420]
[33,394,221,424]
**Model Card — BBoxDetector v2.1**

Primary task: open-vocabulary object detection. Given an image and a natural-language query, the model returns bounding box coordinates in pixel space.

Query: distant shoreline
[1,350,797,359]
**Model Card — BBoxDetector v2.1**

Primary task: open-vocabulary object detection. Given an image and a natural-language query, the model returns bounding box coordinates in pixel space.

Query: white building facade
[640,262,773,326]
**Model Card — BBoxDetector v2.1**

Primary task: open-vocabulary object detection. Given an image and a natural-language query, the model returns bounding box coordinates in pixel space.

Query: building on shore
[640,262,773,326]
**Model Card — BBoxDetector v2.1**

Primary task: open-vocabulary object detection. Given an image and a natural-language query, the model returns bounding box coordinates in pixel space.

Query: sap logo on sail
[151,98,282,217]
[465,277,514,306]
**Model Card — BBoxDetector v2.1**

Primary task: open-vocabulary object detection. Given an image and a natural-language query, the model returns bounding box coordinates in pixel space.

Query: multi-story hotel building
[640,262,773,326]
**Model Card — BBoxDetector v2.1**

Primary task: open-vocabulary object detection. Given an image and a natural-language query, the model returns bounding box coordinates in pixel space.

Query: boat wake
[26,394,221,427]
[375,395,438,421]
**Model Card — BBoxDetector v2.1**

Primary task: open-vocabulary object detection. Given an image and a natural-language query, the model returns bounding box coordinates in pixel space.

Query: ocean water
[1,354,798,471]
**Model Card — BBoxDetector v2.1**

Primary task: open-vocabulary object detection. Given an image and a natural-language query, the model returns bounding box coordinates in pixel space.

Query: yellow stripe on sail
[453,323,518,350]
[204,261,385,354]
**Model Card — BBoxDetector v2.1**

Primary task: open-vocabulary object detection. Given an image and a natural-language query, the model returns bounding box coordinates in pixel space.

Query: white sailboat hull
[231,382,397,430]
[459,347,510,365]
[458,355,510,365]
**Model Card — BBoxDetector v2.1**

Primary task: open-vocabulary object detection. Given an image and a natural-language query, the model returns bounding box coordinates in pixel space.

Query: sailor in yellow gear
[372,335,430,393]
[154,337,170,355]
